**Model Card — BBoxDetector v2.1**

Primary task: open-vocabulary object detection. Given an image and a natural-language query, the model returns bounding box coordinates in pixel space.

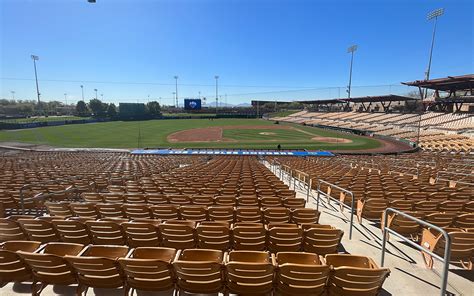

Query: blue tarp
[131,149,334,157]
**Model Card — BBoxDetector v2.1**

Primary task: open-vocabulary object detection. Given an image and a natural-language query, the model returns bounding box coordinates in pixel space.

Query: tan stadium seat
[237,196,260,207]
[179,205,208,221]
[191,195,215,206]
[158,220,196,249]
[0,241,42,286]
[168,194,192,205]
[283,197,306,209]
[96,203,125,218]
[325,254,390,296]
[52,220,91,244]
[145,193,168,205]
[102,193,124,204]
[118,247,177,295]
[45,202,72,217]
[291,208,320,224]
[124,193,147,204]
[122,221,161,247]
[260,196,283,207]
[263,207,290,223]
[232,222,267,251]
[81,193,103,203]
[85,220,126,245]
[65,245,129,295]
[215,195,237,206]
[0,218,27,241]
[173,249,225,295]
[123,204,152,219]
[18,242,84,296]
[302,224,344,255]
[267,223,303,252]
[225,250,275,295]
[276,252,329,296]
[18,219,59,243]
[423,212,457,228]
[150,205,179,220]
[70,203,99,219]
[453,213,474,230]
[208,206,235,222]
[421,228,474,270]
[235,206,262,223]
[381,211,425,240]
[356,198,390,223]
[196,221,231,251]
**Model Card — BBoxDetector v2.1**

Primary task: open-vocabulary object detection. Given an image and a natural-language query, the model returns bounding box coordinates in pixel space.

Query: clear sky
[0,0,473,105]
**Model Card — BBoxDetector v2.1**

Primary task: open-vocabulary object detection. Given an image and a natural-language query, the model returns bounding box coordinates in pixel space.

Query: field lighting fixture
[424,8,444,92]
[31,55,41,106]
[11,91,15,100]
[80,85,84,101]
[174,76,179,108]
[94,89,98,99]
[346,45,357,101]
[215,75,219,113]
[88,0,96,3]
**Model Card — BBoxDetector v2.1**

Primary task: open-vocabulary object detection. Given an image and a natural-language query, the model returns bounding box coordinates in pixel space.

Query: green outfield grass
[0,118,381,150]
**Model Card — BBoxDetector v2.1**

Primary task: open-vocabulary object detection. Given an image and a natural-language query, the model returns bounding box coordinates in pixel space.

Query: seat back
[291,208,320,224]
[232,223,266,250]
[123,204,152,219]
[85,221,126,245]
[122,222,160,247]
[208,206,235,223]
[173,249,224,294]
[276,252,329,296]
[0,241,41,284]
[118,247,176,292]
[302,224,343,255]
[150,205,179,220]
[263,207,290,223]
[52,220,91,244]
[268,226,303,253]
[196,222,231,251]
[18,219,59,243]
[0,218,27,241]
[158,221,196,249]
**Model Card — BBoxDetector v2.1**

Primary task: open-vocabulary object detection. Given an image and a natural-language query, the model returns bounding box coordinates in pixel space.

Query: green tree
[107,103,117,117]
[75,100,89,116]
[88,99,106,117]
[146,101,162,117]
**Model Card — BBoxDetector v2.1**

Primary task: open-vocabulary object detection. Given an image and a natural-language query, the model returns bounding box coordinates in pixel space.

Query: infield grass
[0,118,381,150]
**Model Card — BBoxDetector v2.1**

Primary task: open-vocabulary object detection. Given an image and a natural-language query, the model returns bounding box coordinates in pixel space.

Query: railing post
[380,208,452,296]
[349,191,355,240]
[316,180,321,211]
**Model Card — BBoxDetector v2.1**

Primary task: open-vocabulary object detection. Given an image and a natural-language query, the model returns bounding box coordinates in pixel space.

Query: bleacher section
[273,111,474,152]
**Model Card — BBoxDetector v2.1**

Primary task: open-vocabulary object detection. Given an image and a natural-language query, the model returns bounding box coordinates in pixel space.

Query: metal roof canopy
[298,95,417,105]
[402,74,474,92]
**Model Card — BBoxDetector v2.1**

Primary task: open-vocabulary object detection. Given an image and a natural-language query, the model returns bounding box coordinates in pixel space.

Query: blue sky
[0,0,472,105]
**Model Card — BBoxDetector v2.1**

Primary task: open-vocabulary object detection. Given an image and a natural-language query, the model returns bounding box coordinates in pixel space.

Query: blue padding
[130,149,334,157]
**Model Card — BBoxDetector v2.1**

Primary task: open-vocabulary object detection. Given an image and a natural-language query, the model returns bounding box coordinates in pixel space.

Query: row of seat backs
[44,203,317,223]
[0,218,342,254]
[0,242,390,296]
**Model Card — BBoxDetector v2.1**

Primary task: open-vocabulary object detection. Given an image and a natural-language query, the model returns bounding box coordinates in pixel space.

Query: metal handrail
[316,179,355,239]
[381,208,451,296]
[19,176,94,214]
[293,169,312,202]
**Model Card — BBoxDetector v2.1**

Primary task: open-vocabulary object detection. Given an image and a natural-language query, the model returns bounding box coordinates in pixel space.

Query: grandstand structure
[0,149,472,295]
[272,75,474,152]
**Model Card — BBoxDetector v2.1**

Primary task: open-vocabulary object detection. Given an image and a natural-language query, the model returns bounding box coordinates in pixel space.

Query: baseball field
[0,118,384,150]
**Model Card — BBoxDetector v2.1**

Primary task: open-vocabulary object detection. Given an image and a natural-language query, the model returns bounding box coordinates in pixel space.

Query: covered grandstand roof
[402,74,474,91]
[251,100,292,106]
[298,94,417,104]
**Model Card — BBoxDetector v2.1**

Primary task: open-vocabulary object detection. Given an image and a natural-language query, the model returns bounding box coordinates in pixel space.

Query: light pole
[31,55,41,107]
[11,91,15,100]
[64,93,67,105]
[80,85,84,101]
[174,76,179,108]
[424,8,444,98]
[215,75,219,114]
[172,92,176,108]
[347,45,357,101]
[94,89,98,100]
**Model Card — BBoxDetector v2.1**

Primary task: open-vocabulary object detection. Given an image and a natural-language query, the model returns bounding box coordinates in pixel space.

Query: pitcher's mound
[312,136,353,143]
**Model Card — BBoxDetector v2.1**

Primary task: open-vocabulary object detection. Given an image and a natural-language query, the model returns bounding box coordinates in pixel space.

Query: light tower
[424,8,444,98]
[31,55,41,106]
[80,85,84,101]
[346,45,358,100]
[174,76,179,108]
[215,75,219,114]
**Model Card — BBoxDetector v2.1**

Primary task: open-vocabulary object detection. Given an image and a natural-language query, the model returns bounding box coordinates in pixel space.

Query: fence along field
[0,118,381,150]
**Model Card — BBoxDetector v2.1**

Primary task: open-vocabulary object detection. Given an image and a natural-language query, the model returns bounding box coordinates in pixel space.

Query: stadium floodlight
[215,75,219,114]
[174,76,179,108]
[80,85,84,101]
[11,91,15,100]
[88,0,96,3]
[64,93,67,105]
[346,45,358,101]
[424,8,444,87]
[94,89,98,100]
[31,55,41,107]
